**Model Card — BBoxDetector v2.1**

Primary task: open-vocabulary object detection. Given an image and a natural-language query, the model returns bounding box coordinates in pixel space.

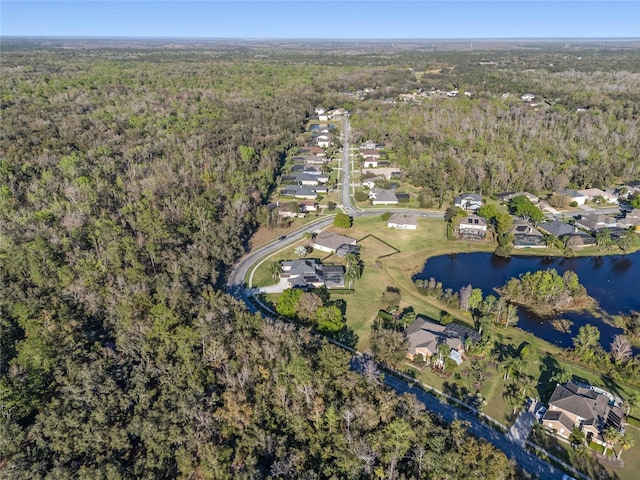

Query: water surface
[413,251,640,349]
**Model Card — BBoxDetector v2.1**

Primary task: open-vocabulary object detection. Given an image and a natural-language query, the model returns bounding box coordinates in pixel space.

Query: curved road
[227,115,566,479]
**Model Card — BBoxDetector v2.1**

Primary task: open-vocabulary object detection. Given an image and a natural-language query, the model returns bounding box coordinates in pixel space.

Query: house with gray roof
[575,213,618,233]
[454,193,482,211]
[538,220,576,237]
[511,219,545,248]
[619,209,640,230]
[542,382,624,448]
[369,189,398,205]
[311,231,357,254]
[280,259,344,290]
[405,317,480,363]
[458,214,487,240]
[290,187,318,199]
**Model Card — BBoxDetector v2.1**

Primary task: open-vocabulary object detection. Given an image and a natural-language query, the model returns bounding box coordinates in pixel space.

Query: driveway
[507,406,538,447]
[254,277,289,294]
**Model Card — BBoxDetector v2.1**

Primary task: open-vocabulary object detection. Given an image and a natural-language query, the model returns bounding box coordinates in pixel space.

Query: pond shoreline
[412,249,640,350]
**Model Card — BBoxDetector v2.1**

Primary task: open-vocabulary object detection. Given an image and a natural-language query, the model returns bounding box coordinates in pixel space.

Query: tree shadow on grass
[537,353,567,402]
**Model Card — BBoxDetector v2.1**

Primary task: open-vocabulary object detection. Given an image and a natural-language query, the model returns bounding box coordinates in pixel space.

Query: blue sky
[2,1,639,39]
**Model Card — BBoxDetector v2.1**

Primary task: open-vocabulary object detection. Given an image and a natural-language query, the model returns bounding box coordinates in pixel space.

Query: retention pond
[414,251,640,349]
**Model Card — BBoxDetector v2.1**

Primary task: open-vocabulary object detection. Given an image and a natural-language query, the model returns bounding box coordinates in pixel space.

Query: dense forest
[0,41,523,478]
[347,45,640,204]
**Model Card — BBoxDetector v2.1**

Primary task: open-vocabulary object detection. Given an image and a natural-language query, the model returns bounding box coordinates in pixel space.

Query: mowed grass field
[329,215,495,349]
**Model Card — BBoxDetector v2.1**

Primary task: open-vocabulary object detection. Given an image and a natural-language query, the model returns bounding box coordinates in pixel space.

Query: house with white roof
[454,193,482,211]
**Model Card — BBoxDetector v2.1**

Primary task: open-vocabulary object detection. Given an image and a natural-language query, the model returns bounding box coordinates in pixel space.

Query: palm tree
[624,391,640,416]
[569,427,585,448]
[437,342,450,371]
[574,442,591,462]
[344,268,359,289]
[602,426,622,456]
[269,261,282,281]
[616,433,635,460]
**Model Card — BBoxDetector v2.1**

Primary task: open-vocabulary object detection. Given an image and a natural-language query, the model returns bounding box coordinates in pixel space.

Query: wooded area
[0,41,525,478]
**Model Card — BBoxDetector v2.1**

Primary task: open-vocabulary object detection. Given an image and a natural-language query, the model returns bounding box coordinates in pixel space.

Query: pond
[309,123,336,131]
[413,251,640,350]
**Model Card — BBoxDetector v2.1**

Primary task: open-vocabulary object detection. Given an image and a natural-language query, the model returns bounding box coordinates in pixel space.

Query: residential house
[538,220,596,247]
[619,209,640,231]
[542,382,624,448]
[282,173,320,186]
[281,259,345,289]
[387,213,418,230]
[277,202,305,218]
[311,231,357,254]
[458,214,487,240]
[302,166,322,175]
[335,244,361,257]
[361,176,385,189]
[363,157,379,168]
[298,200,319,214]
[404,317,480,362]
[559,189,588,206]
[538,220,576,237]
[298,146,325,156]
[564,232,597,248]
[575,213,618,233]
[329,108,349,117]
[361,140,378,150]
[316,134,331,148]
[361,149,381,160]
[454,193,482,211]
[511,219,545,248]
[577,188,618,205]
[280,187,318,200]
[369,189,398,205]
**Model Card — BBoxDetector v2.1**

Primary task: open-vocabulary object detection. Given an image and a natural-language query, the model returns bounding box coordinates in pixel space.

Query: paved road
[340,116,357,214]
[226,116,565,479]
[384,376,562,479]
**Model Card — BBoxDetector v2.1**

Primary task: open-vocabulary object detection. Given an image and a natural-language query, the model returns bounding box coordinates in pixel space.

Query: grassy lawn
[326,215,495,350]
[528,425,640,480]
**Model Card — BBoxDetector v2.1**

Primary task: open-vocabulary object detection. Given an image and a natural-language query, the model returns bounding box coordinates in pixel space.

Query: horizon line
[3,35,640,41]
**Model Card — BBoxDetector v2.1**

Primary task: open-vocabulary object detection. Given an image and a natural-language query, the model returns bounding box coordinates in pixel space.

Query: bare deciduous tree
[610,335,632,363]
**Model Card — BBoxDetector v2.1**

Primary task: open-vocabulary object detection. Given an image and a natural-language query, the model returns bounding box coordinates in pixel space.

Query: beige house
[311,231,357,254]
[387,213,417,230]
[458,214,487,240]
[404,317,480,363]
[577,188,618,204]
[542,382,624,447]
